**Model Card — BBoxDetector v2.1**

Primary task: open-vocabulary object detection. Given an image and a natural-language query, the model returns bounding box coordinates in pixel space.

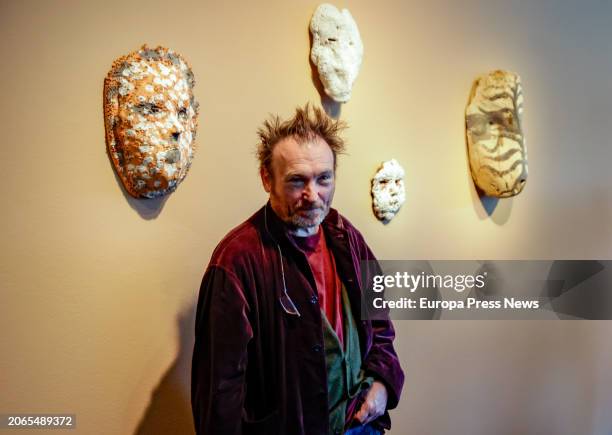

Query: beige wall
[1,0,611,434]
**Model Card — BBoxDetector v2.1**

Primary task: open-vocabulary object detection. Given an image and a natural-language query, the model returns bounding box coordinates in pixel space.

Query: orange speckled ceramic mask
[104,45,199,198]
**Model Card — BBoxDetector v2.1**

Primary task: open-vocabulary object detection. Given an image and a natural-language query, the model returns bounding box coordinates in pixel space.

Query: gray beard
[288,206,329,232]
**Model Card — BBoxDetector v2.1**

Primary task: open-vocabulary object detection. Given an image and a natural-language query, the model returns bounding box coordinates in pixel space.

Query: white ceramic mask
[371,159,405,223]
[310,3,363,103]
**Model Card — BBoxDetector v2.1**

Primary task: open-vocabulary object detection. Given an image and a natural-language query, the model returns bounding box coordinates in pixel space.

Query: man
[191,104,404,435]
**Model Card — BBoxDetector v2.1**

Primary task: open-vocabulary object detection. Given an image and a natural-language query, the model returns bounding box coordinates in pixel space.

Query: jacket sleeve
[191,264,253,435]
[357,235,405,411]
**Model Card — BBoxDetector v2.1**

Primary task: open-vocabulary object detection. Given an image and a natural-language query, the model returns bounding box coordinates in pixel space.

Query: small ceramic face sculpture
[465,70,527,198]
[371,159,405,223]
[104,45,199,198]
[310,3,363,103]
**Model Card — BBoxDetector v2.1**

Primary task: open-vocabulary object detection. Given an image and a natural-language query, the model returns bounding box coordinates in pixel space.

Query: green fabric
[323,284,374,435]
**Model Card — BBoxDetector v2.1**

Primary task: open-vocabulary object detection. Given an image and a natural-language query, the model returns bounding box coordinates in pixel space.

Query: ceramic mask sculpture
[371,159,405,223]
[104,45,199,198]
[310,3,363,103]
[465,70,527,198]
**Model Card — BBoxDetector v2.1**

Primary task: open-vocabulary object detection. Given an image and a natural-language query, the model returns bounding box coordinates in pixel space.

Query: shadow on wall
[108,156,170,219]
[134,305,196,435]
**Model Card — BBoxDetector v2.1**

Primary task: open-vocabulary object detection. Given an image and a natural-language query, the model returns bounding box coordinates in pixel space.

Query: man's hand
[354,380,388,425]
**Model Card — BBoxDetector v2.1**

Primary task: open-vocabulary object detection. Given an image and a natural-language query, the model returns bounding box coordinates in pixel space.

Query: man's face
[112,58,197,198]
[262,136,335,234]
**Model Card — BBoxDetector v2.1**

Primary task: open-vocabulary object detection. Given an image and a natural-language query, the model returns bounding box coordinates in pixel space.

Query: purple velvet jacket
[191,203,404,435]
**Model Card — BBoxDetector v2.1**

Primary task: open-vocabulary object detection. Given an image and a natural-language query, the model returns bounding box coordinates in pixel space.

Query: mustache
[296,201,325,211]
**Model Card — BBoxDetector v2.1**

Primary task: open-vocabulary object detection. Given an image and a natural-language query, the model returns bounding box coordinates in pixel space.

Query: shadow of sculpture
[107,151,170,220]
[478,193,500,216]
[468,174,514,225]
[134,305,196,435]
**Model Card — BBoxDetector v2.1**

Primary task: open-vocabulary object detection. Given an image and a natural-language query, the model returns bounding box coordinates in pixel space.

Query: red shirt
[290,228,344,346]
